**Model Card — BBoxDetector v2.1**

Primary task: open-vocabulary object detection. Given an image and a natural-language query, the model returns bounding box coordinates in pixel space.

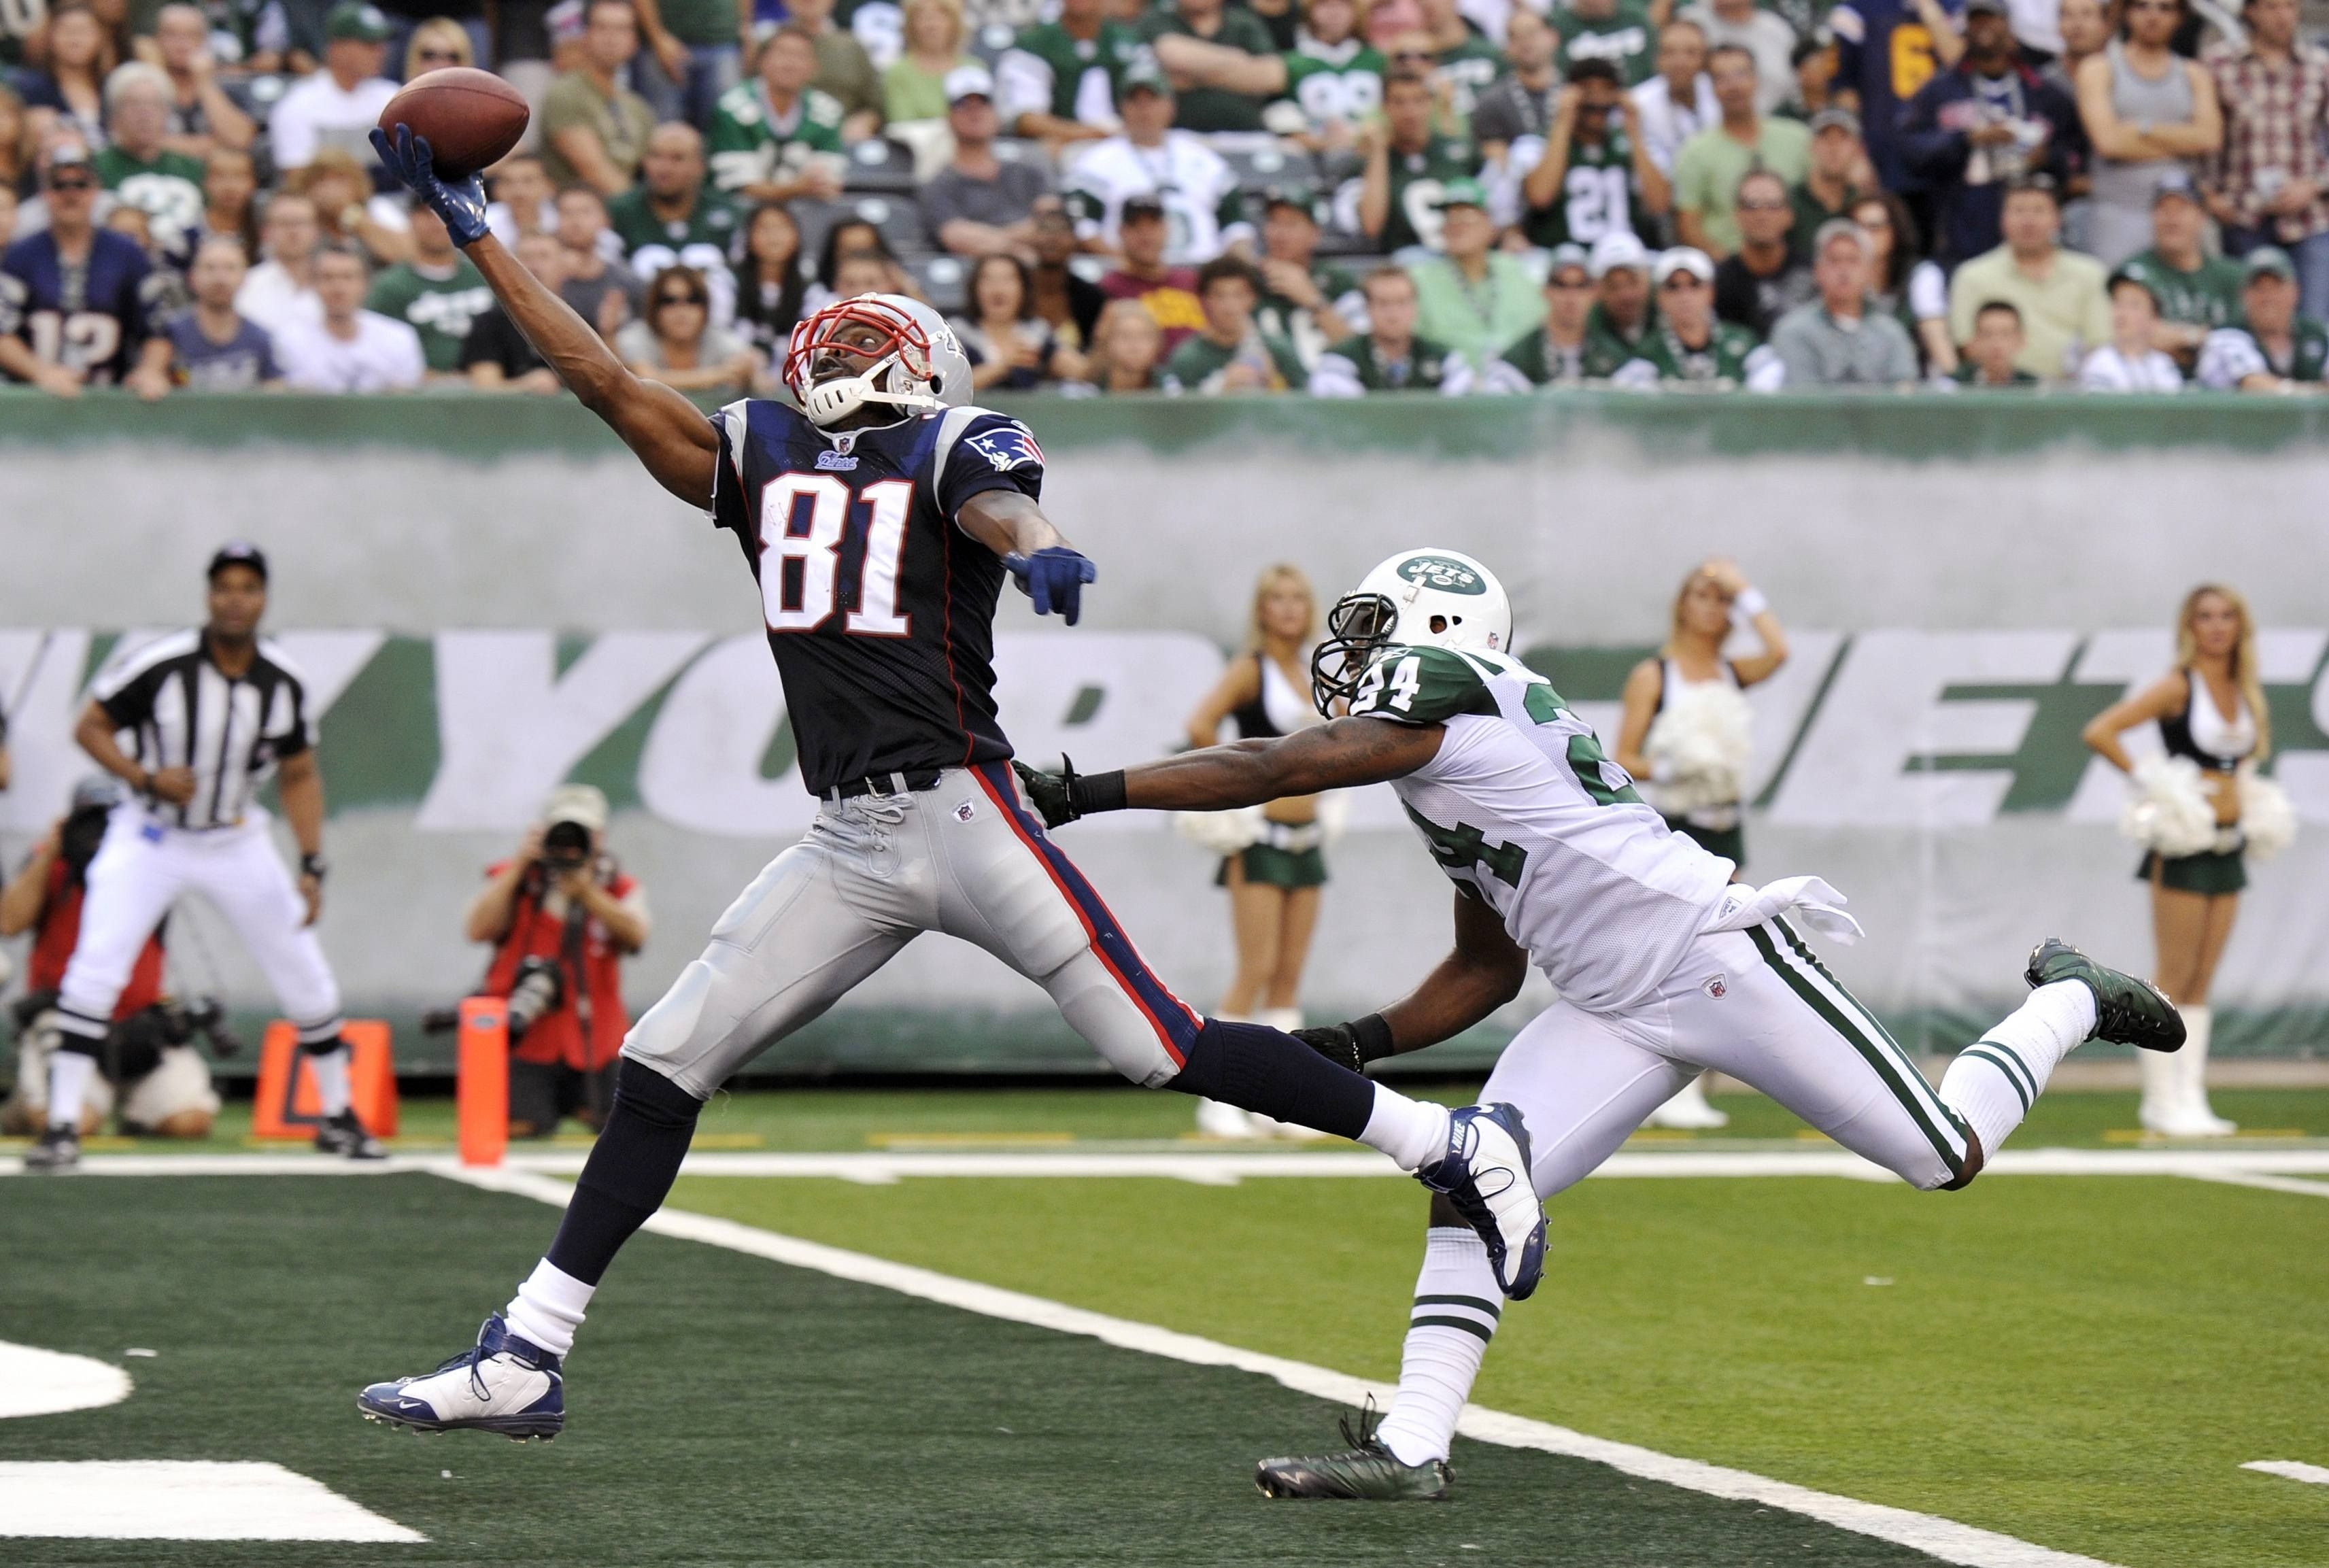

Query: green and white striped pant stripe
[1746,918,1973,1184]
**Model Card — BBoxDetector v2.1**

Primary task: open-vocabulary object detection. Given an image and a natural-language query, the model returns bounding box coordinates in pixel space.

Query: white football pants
[1486,917,1975,1196]
[622,763,1203,1096]
[56,806,343,1046]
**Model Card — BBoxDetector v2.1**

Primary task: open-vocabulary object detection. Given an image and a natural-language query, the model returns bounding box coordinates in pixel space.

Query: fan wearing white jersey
[1015,547,2187,1500]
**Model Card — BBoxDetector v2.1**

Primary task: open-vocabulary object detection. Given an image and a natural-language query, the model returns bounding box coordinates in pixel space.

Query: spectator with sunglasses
[0,142,173,398]
[1479,239,1596,389]
[1712,167,1812,336]
[615,261,756,392]
[1673,44,1810,258]
[402,17,473,81]
[1624,245,1783,387]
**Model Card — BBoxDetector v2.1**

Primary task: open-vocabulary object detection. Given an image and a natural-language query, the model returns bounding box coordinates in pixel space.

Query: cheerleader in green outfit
[1181,564,1331,1140]
[1615,558,1790,1129]
[2084,585,2294,1138]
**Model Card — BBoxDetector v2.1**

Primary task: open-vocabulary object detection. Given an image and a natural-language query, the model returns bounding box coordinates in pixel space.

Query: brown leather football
[377,67,530,180]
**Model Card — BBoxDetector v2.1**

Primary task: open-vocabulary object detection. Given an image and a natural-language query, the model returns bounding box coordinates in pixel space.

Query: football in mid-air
[377,67,529,180]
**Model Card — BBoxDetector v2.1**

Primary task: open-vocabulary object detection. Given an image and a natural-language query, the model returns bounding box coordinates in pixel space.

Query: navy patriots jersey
[710,399,1047,796]
[0,229,163,384]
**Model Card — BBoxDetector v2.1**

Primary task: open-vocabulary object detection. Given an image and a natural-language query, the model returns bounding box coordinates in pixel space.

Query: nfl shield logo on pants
[1703,974,1728,1000]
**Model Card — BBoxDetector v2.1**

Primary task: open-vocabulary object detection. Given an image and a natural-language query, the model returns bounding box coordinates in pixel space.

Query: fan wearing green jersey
[1152,0,1384,145]
[708,27,849,206]
[2115,176,2245,371]
[1309,266,1472,393]
[1478,241,1595,390]
[1136,0,1279,131]
[1357,69,1482,254]
[1557,0,1663,87]
[1014,546,2185,1502]
[996,0,1146,145]
[2195,248,2329,392]
[1514,58,1665,252]
[1616,246,1782,387]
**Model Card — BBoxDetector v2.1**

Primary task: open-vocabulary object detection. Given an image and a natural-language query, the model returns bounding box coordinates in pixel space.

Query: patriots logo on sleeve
[966,426,1044,472]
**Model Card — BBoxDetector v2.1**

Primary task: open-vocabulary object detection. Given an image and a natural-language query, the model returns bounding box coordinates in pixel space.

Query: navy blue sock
[544,1059,702,1286]
[1166,1017,1374,1138]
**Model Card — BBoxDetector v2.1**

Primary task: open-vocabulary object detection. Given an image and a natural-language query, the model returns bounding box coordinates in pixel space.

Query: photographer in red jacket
[465,785,650,1138]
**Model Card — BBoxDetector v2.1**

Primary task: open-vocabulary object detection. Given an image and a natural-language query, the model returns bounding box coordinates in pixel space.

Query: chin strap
[802,352,945,426]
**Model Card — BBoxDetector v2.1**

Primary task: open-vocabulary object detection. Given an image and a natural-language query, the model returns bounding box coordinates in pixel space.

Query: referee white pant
[1486,917,1975,1197]
[54,805,344,1052]
[623,763,1202,1097]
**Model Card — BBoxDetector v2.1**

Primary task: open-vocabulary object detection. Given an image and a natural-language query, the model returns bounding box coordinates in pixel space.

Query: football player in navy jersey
[0,144,173,398]
[354,122,1546,1442]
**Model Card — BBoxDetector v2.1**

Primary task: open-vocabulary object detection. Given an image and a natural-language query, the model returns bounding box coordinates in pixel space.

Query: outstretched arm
[372,126,717,507]
[959,490,1098,624]
[1015,717,1444,826]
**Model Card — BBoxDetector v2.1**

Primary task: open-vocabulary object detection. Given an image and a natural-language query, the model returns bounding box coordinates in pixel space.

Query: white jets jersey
[1347,643,1735,1014]
[1064,132,1246,263]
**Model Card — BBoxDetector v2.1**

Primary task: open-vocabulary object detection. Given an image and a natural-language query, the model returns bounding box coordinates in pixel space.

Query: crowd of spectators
[5,0,2329,398]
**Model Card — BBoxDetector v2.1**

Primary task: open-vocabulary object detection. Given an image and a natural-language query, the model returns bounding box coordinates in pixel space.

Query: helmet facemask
[1310,591,1399,717]
[785,296,945,427]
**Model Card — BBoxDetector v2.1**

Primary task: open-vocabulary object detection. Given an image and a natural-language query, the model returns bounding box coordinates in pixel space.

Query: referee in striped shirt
[24,544,382,1170]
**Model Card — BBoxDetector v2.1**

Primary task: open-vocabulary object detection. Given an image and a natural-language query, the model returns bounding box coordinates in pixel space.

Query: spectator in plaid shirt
[2202,0,2329,320]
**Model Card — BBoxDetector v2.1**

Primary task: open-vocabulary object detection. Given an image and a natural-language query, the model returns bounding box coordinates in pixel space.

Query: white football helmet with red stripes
[784,292,972,428]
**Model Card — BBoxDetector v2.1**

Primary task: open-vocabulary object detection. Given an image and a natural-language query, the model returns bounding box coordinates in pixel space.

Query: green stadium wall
[3,391,2328,1075]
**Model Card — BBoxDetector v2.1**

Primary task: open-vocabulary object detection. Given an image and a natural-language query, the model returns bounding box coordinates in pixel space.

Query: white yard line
[438,1163,2124,1568]
[2173,1168,2329,1200]
[2243,1461,2329,1486]
[10,1145,2329,1183]
[0,1461,424,1542]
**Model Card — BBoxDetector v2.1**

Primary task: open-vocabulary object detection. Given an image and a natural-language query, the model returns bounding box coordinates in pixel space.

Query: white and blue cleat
[358,1314,565,1441]
[1417,1103,1547,1300]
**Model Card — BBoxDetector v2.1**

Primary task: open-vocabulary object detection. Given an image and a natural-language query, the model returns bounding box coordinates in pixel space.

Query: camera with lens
[503,955,566,1042]
[539,819,593,874]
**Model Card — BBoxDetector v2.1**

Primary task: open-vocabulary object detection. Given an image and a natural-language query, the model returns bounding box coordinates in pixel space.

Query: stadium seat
[843,194,934,258]
[968,21,1018,67]
[910,254,970,315]
[843,137,919,194]
[1214,139,1311,195]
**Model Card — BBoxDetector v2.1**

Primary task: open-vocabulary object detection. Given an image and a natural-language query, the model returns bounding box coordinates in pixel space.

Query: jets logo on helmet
[784,292,974,428]
[1310,547,1514,715]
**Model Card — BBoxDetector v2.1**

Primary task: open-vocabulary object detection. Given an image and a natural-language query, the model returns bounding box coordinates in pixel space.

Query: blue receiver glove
[367,123,490,249]
[1002,547,1099,626]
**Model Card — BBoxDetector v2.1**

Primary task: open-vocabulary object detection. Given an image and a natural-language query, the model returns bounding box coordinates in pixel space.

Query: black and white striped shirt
[92,631,314,831]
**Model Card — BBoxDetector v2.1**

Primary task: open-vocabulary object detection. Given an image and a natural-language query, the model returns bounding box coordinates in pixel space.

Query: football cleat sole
[358,1401,562,1442]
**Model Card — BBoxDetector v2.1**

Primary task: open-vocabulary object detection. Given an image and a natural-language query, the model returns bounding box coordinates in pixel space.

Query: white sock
[1358,1084,1452,1172]
[505,1259,596,1359]
[1257,1006,1304,1032]
[1939,980,2096,1159]
[307,1047,352,1118]
[1374,1228,1500,1467]
[46,1051,95,1131]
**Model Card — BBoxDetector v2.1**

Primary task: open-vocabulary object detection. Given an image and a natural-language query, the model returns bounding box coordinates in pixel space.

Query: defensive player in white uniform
[25,545,382,1171]
[1016,547,2186,1499]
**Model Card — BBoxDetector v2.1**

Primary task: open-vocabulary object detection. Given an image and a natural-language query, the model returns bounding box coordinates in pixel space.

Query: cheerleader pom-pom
[1176,806,1266,857]
[2239,766,2298,863]
[2121,755,2219,858]
[1644,682,1754,815]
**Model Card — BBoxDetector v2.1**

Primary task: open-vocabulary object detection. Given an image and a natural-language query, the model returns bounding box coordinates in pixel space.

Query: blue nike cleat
[358,1314,564,1441]
[1416,1103,1546,1300]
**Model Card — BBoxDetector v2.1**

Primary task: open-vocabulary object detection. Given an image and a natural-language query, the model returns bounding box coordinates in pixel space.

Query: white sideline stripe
[0,1341,131,1420]
[0,1462,424,1541]
[2175,1168,2329,1199]
[2243,1461,2329,1486]
[437,1164,2123,1568]
[11,1146,2329,1184]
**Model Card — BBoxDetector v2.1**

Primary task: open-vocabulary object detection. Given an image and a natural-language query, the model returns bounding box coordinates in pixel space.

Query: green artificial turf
[13,1085,2329,1155]
[670,1170,2329,1568]
[0,1174,1954,1568]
